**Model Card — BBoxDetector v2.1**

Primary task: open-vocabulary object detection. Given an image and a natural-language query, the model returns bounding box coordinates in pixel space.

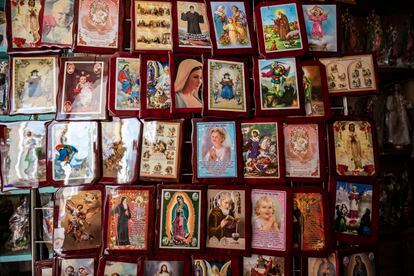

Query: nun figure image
[174,59,203,108]
[114,196,132,245]
[220,72,234,100]
[27,69,42,97]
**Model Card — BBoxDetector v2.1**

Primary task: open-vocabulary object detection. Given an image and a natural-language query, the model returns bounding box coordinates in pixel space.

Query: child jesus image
[253,196,280,233]
[203,127,231,162]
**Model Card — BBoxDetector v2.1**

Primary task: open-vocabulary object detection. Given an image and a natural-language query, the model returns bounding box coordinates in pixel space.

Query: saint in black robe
[115,203,131,245]
[181,11,204,35]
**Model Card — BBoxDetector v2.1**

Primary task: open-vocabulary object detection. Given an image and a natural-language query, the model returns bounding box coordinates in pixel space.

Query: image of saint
[18,129,40,179]
[155,264,172,276]
[353,256,367,276]
[250,255,276,275]
[26,69,42,98]
[347,123,363,170]
[194,261,203,276]
[70,71,96,112]
[114,196,131,245]
[171,195,189,245]
[306,6,328,40]
[213,5,249,46]
[317,258,336,276]
[347,185,360,223]
[174,59,203,108]
[274,10,290,41]
[55,135,78,177]
[118,63,139,106]
[208,192,240,240]
[261,62,290,108]
[293,199,304,249]
[181,5,207,43]
[220,73,234,100]
[303,75,313,115]
[213,5,227,38]
[42,0,74,45]
[203,127,231,162]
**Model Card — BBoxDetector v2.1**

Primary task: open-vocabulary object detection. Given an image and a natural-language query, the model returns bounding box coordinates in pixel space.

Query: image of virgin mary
[171,195,190,245]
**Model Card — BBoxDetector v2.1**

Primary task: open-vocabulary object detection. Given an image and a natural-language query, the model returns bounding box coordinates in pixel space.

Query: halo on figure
[251,129,260,136]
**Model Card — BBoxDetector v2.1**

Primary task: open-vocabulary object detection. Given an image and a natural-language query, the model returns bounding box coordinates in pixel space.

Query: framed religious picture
[46,121,100,186]
[156,184,206,253]
[203,57,250,118]
[192,119,242,184]
[108,53,141,117]
[253,57,305,117]
[330,179,379,246]
[319,53,379,96]
[304,252,339,276]
[192,255,240,276]
[103,186,155,255]
[302,4,338,54]
[139,255,190,276]
[339,250,376,276]
[131,0,173,54]
[205,0,255,55]
[299,60,331,120]
[56,57,108,121]
[139,119,183,182]
[55,256,97,276]
[97,256,139,276]
[170,53,203,114]
[100,118,141,185]
[6,0,42,51]
[35,259,53,276]
[292,187,331,255]
[206,186,251,254]
[0,1,7,53]
[139,54,172,118]
[53,186,103,256]
[255,0,308,58]
[74,0,123,53]
[0,58,9,114]
[0,121,48,190]
[40,0,76,48]
[9,54,58,115]
[243,254,289,276]
[251,187,292,256]
[283,120,326,182]
[172,0,212,53]
[329,117,379,179]
[241,118,284,184]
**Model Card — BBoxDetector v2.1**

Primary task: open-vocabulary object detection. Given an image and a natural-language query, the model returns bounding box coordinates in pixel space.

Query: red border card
[139,119,184,182]
[205,0,256,56]
[6,0,43,52]
[295,59,332,121]
[172,0,213,54]
[131,0,173,54]
[202,57,251,118]
[97,256,140,276]
[35,259,53,276]
[138,255,191,276]
[100,117,141,185]
[253,56,306,117]
[73,0,123,53]
[155,184,207,254]
[102,185,155,256]
[251,186,293,256]
[330,178,379,246]
[169,52,204,115]
[9,53,59,115]
[328,116,379,181]
[191,255,240,276]
[318,52,380,97]
[292,186,331,256]
[243,254,291,276]
[240,117,285,184]
[337,248,377,276]
[108,52,141,118]
[46,120,101,187]
[139,54,172,118]
[255,0,308,58]
[301,3,340,56]
[191,118,242,184]
[54,256,98,276]
[283,118,326,183]
[56,57,109,121]
[53,185,104,256]
[205,185,251,255]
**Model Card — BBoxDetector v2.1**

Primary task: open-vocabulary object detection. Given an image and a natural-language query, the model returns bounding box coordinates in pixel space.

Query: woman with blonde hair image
[174,59,203,108]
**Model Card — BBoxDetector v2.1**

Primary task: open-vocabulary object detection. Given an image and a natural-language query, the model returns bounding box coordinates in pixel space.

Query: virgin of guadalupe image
[113,196,131,246]
[353,256,367,276]
[317,258,336,276]
[171,195,190,245]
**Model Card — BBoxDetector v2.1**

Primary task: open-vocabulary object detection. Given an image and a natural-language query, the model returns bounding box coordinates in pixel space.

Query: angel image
[205,261,231,276]
[261,62,290,108]
[65,197,98,242]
